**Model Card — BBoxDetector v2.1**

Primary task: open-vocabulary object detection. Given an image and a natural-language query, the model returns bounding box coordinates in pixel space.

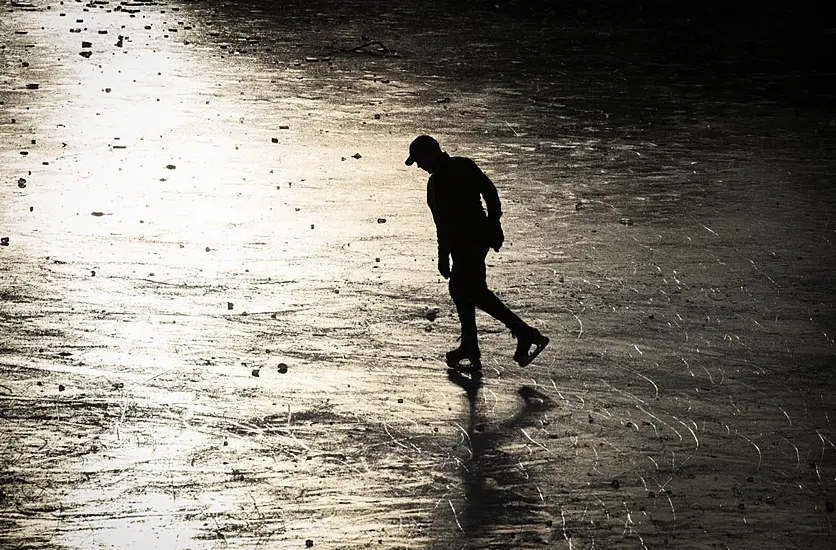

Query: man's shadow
[443,368,554,547]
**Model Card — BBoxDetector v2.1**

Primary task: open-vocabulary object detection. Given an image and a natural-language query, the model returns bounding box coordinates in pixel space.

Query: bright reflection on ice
[18,9,362,289]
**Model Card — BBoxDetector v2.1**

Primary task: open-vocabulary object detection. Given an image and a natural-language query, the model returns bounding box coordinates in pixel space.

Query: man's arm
[472,163,504,251]
[475,164,502,222]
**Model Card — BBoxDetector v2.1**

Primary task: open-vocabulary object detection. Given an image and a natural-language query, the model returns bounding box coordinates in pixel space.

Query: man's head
[405,135,442,172]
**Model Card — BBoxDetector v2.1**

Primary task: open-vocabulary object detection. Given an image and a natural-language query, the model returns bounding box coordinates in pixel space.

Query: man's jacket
[426,153,502,257]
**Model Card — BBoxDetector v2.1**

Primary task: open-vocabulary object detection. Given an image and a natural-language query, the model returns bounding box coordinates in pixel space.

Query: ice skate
[445,345,482,371]
[513,326,549,367]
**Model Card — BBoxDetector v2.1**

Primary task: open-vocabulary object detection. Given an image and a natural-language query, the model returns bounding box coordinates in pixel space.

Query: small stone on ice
[351,153,362,159]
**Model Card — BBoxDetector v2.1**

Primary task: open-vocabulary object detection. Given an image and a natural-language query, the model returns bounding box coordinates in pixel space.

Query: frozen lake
[2,1,835,548]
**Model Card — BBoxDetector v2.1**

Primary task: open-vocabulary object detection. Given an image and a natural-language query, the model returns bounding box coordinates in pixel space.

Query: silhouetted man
[406,135,548,370]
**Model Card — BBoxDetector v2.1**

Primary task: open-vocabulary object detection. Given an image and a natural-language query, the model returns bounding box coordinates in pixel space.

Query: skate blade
[446,357,482,373]
[517,336,549,367]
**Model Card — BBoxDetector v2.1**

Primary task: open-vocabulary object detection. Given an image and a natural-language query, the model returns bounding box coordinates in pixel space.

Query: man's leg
[460,245,527,332]
[451,290,478,352]
[466,245,549,367]
[447,251,482,366]
[473,288,526,333]
[478,288,548,365]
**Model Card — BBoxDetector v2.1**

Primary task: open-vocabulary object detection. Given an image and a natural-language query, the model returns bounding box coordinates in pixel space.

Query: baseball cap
[405,135,441,166]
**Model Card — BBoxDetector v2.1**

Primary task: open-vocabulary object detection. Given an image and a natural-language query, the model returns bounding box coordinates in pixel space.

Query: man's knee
[449,274,487,302]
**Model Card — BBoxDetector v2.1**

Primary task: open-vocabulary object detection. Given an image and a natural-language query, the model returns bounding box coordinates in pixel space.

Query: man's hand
[489,219,504,252]
[438,255,451,279]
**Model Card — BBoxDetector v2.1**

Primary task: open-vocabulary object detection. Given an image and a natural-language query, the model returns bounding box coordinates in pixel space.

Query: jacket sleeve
[427,177,451,258]
[475,163,502,222]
